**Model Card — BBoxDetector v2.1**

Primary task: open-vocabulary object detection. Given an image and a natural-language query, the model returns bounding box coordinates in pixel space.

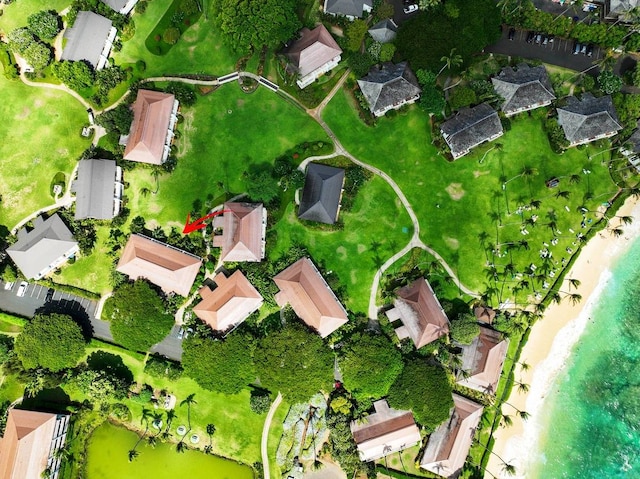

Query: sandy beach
[485,195,640,479]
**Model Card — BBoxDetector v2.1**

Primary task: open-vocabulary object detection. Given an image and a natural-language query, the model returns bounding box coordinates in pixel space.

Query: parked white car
[404,3,418,13]
[4,282,13,290]
[16,281,28,297]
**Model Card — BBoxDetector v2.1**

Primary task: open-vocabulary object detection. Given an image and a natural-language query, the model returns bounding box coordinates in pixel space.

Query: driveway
[389,0,420,26]
[485,26,603,75]
[150,324,184,362]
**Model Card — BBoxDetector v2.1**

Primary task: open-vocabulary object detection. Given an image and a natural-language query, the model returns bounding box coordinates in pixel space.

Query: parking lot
[486,27,603,75]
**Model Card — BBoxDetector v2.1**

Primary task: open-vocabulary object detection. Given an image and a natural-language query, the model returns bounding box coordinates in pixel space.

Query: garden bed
[144,0,203,56]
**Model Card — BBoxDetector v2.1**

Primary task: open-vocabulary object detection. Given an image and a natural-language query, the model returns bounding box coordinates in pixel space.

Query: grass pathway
[261,392,283,479]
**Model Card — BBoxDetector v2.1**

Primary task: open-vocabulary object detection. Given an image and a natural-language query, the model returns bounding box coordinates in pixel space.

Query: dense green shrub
[27,10,61,40]
[52,60,94,90]
[163,27,181,44]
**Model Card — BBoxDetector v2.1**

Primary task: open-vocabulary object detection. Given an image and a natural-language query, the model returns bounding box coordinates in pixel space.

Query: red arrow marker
[182,210,231,234]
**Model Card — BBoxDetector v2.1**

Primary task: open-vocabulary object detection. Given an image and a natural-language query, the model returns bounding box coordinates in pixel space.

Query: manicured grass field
[0,0,70,34]
[128,85,330,228]
[323,89,617,297]
[0,76,91,228]
[57,225,115,295]
[115,0,238,77]
[270,176,413,314]
[86,421,253,479]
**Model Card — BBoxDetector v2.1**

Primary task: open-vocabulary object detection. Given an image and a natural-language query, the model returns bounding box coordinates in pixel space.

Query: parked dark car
[45,288,54,303]
[526,31,535,43]
[586,44,594,56]
[508,27,516,40]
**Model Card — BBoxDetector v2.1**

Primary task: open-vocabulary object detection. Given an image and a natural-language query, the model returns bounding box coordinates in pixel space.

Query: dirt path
[261,392,283,479]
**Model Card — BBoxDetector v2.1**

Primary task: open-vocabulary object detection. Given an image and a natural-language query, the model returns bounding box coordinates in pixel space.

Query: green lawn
[0,0,71,34]
[270,176,413,314]
[127,85,330,228]
[323,89,617,300]
[57,225,115,295]
[0,76,91,228]
[267,400,290,479]
[115,0,238,78]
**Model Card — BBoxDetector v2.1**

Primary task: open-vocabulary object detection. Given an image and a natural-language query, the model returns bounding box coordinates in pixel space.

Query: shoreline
[486,195,640,479]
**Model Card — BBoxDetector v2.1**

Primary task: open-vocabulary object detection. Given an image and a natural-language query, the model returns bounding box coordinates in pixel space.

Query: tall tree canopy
[213,0,301,55]
[15,313,86,371]
[27,10,62,40]
[104,280,174,352]
[254,322,334,403]
[387,359,453,430]
[396,0,501,71]
[339,333,403,399]
[182,334,256,395]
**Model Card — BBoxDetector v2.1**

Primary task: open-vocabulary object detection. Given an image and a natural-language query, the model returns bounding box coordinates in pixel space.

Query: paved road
[486,26,603,75]
[150,324,184,361]
[0,280,182,359]
[390,0,420,26]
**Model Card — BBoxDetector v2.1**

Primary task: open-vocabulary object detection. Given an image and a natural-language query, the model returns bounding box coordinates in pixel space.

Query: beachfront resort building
[193,270,263,334]
[100,0,138,14]
[324,0,372,19]
[420,394,484,478]
[116,234,202,296]
[557,93,622,147]
[357,62,422,117]
[7,214,79,280]
[0,409,70,479]
[350,399,422,462]
[298,163,345,225]
[285,25,343,89]
[274,257,348,338]
[440,103,504,160]
[61,11,116,70]
[212,202,267,262]
[491,64,556,117]
[71,158,123,220]
[386,278,450,349]
[455,325,509,395]
[123,89,179,165]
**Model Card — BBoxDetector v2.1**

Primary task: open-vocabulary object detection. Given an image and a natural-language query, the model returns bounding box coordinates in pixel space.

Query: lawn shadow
[35,299,94,340]
[86,351,134,385]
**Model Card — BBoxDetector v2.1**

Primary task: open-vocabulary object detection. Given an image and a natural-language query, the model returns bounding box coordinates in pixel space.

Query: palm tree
[127,449,139,462]
[554,190,571,200]
[515,379,529,394]
[180,394,197,431]
[437,48,463,77]
[473,439,517,477]
[479,142,503,164]
[566,278,581,291]
[206,423,216,452]
[176,440,188,453]
[139,187,151,198]
[151,166,163,194]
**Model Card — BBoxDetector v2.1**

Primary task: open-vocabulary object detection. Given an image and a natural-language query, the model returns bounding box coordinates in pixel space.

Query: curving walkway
[19,71,92,110]
[261,392,283,479]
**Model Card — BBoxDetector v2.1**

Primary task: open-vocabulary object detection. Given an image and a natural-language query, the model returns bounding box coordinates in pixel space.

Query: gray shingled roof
[357,62,421,115]
[492,64,555,115]
[557,94,622,145]
[61,11,112,68]
[101,0,128,11]
[626,129,640,153]
[72,159,117,220]
[368,19,397,43]
[325,0,372,17]
[7,214,77,280]
[298,163,345,224]
[610,0,640,15]
[440,103,504,158]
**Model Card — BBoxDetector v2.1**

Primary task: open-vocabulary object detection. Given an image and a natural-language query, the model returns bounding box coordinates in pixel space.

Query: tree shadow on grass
[21,386,72,413]
[86,351,134,386]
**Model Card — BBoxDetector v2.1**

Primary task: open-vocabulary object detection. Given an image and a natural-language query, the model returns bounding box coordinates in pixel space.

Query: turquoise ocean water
[529,236,640,478]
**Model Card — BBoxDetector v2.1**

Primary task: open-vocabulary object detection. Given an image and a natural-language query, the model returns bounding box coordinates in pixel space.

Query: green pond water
[86,422,254,479]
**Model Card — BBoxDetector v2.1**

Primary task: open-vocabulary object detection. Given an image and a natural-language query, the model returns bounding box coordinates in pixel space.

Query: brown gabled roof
[273,257,348,338]
[286,25,342,78]
[124,89,175,165]
[456,326,508,395]
[116,234,202,297]
[193,271,263,332]
[420,395,484,478]
[350,400,421,461]
[387,278,450,348]
[473,305,496,324]
[0,409,68,479]
[212,202,266,262]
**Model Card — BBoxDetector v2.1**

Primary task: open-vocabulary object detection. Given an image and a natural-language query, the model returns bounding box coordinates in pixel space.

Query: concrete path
[20,70,92,110]
[261,392,283,479]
